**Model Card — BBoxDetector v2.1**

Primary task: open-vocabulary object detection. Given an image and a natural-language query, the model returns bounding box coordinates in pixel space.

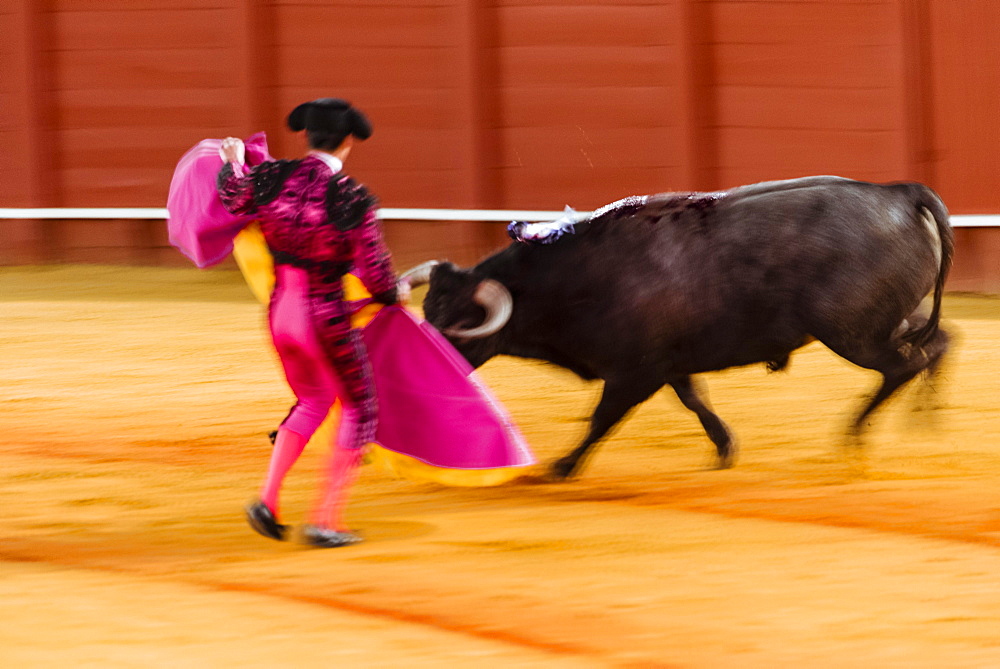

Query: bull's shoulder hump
[728,175,859,198]
[638,177,860,211]
[720,176,923,209]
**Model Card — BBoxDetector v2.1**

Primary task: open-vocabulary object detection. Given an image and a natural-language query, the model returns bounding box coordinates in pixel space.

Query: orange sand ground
[2,265,1000,668]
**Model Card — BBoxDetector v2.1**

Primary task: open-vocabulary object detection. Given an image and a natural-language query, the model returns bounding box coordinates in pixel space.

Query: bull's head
[401,260,513,367]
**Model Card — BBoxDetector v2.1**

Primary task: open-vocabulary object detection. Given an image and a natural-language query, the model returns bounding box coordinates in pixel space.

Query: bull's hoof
[549,457,579,480]
[715,442,738,469]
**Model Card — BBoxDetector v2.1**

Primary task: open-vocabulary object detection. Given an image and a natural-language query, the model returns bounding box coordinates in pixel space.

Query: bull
[404,176,953,479]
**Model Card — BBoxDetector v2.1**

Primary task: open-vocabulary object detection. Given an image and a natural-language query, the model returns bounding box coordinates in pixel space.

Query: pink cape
[166,133,272,268]
[362,304,534,470]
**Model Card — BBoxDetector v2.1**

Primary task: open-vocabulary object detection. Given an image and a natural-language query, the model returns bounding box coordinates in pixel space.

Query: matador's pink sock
[260,427,308,515]
[310,408,362,531]
[311,446,362,531]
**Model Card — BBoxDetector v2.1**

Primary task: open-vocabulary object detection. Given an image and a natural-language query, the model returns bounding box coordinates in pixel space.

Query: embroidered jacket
[217,155,397,303]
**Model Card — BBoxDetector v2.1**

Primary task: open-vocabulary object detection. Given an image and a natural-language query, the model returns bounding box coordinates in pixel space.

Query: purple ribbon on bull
[507,206,580,245]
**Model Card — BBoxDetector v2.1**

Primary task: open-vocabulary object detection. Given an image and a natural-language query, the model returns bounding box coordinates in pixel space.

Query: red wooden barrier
[0,1,997,288]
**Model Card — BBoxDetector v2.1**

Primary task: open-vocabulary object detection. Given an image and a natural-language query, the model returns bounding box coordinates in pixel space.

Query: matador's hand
[396,279,412,306]
[219,137,245,165]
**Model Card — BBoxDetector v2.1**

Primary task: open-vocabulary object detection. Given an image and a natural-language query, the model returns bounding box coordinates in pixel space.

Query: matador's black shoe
[301,524,363,548]
[245,500,288,541]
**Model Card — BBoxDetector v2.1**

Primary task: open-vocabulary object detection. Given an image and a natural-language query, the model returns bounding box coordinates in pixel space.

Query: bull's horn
[399,260,440,287]
[445,279,513,339]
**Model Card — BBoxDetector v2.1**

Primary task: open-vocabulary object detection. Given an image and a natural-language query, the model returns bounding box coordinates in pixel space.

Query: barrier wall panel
[58,128,233,171]
[716,86,898,132]
[928,0,1000,213]
[496,2,679,207]
[0,130,22,203]
[496,5,672,46]
[56,89,234,130]
[697,0,889,4]
[715,128,903,186]
[500,127,679,169]
[7,0,53,208]
[276,5,457,47]
[0,8,18,146]
[500,46,674,88]
[0,0,996,285]
[0,93,15,129]
[273,0,455,5]
[501,86,679,128]
[57,218,137,250]
[53,218,142,264]
[59,168,175,207]
[45,3,247,206]
[51,8,230,50]
[714,42,897,89]
[712,0,905,190]
[258,90,475,199]
[711,1,896,44]
[950,228,1000,293]
[495,0,671,6]
[383,220,500,269]
[275,47,457,89]
[0,219,49,264]
[362,170,473,210]
[52,1,223,9]
[281,88,468,132]
[51,48,238,91]
[270,1,475,210]
[341,129,470,172]
[0,13,15,59]
[501,166,681,209]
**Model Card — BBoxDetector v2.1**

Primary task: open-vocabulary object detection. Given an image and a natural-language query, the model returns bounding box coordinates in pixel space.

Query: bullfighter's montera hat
[286,98,373,140]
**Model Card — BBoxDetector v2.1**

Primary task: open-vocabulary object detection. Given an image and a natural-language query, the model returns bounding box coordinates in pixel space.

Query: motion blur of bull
[404,176,954,479]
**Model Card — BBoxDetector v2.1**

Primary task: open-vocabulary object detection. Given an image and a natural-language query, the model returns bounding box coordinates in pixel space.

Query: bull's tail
[901,184,954,349]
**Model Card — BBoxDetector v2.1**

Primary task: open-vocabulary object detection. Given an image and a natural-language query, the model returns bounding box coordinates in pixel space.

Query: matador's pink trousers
[261,264,369,528]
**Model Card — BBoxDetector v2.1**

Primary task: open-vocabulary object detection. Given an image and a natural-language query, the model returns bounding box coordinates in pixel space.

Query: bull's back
[715,178,941,350]
[721,180,940,305]
[566,179,940,370]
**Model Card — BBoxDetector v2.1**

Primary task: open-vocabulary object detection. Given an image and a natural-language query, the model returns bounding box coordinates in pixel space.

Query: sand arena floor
[2,265,1000,668]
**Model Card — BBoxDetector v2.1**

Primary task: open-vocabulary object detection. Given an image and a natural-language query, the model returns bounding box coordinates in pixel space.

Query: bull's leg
[853,328,950,431]
[825,328,950,435]
[912,329,950,415]
[668,376,736,468]
[551,377,662,479]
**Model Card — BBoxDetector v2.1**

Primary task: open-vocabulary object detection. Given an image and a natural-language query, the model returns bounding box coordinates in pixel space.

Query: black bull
[408,176,954,478]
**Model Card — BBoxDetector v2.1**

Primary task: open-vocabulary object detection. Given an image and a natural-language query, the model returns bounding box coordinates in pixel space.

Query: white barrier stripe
[0,207,572,221]
[947,215,999,228]
[378,208,590,222]
[0,208,170,219]
[0,207,996,226]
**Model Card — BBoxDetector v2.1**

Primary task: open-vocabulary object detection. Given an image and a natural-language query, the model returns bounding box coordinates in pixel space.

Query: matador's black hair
[287,98,372,150]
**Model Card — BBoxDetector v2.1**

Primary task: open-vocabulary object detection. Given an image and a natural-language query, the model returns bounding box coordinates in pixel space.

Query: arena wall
[1,0,997,289]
